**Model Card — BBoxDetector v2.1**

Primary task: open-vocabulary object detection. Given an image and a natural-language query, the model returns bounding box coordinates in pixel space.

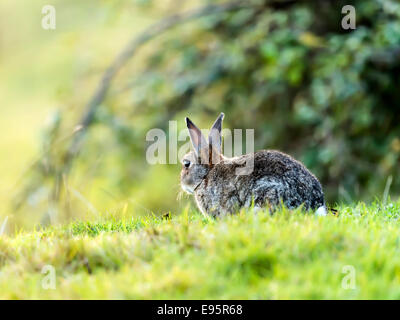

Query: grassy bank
[1,201,400,299]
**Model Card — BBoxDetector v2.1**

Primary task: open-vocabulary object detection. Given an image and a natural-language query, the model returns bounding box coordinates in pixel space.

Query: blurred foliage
[12,0,400,225]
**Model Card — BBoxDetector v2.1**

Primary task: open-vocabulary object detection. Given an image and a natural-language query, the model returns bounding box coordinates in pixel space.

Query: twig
[0,216,8,236]
[383,175,393,206]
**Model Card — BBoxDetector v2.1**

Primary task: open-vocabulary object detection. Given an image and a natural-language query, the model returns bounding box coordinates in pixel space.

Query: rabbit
[180,113,327,218]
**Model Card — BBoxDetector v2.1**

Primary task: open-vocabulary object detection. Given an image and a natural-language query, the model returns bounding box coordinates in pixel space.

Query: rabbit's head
[180,113,224,194]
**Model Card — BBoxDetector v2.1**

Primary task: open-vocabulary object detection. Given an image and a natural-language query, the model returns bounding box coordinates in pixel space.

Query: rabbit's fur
[180,113,326,217]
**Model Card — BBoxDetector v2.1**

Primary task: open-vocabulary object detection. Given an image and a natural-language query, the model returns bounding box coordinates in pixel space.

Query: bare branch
[62,0,252,172]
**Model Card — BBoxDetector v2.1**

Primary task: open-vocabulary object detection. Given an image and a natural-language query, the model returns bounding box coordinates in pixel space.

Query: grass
[1,201,400,299]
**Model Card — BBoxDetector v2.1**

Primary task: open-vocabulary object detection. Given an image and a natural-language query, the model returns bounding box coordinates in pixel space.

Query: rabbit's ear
[186,117,209,164]
[208,113,224,164]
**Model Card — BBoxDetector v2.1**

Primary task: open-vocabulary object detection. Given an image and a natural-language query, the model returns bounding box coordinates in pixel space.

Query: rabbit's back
[249,150,324,210]
[195,150,324,216]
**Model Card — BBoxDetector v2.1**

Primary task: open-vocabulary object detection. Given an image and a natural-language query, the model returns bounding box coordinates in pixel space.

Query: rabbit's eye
[183,160,191,168]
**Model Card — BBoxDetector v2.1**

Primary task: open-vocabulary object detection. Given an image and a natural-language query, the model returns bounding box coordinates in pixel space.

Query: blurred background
[1,0,399,230]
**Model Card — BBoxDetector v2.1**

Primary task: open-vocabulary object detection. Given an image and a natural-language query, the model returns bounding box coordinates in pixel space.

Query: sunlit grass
[1,201,400,299]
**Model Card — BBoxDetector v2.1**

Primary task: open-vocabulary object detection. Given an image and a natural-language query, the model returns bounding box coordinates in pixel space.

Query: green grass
[1,201,400,299]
